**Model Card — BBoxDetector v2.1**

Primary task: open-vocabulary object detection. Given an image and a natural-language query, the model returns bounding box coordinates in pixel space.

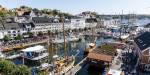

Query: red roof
[87,52,112,62]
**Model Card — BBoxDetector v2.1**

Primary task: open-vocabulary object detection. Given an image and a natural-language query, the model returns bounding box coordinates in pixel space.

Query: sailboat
[51,17,76,75]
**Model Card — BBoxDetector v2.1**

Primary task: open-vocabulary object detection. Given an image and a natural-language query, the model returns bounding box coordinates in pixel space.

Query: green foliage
[0,60,31,75]
[27,32,34,38]
[0,60,16,75]
[15,34,23,40]
[3,35,11,42]
[12,65,31,75]
[38,31,44,36]
[52,9,59,16]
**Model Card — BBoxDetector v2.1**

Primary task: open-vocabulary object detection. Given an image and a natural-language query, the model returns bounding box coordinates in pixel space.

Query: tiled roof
[134,32,150,51]
[4,23,21,30]
[88,52,112,62]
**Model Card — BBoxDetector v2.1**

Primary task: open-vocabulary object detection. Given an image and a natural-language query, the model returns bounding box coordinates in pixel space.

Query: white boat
[84,43,96,55]
[67,36,79,42]
[120,34,129,39]
[21,45,48,61]
[52,38,68,43]
[5,53,21,59]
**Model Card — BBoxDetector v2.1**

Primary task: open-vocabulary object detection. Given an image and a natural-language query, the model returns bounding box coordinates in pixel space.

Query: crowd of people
[0,36,48,49]
[120,42,138,75]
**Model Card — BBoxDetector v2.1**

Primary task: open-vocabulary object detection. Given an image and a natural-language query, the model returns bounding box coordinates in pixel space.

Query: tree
[3,35,11,42]
[27,32,34,38]
[0,11,7,25]
[0,60,31,75]
[84,27,88,32]
[12,65,31,75]
[0,60,16,75]
[38,31,44,37]
[52,9,59,16]
[15,34,23,40]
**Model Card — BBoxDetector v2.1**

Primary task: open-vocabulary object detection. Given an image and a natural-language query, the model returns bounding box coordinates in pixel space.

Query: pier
[1,37,49,51]
[65,57,87,75]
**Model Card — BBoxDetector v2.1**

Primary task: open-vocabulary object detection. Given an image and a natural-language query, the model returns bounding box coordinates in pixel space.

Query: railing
[65,57,87,75]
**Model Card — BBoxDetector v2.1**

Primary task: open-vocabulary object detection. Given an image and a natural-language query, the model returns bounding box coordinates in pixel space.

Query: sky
[0,0,150,15]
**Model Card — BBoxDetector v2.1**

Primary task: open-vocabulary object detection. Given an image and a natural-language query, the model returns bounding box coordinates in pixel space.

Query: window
[13,34,16,36]
[8,31,11,33]
[18,30,20,33]
[13,31,16,33]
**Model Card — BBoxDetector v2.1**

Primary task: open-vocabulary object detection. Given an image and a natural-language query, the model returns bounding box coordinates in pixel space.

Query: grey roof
[85,18,97,23]
[32,17,71,23]
[4,23,21,30]
[18,23,35,28]
[134,32,150,50]
[32,17,52,23]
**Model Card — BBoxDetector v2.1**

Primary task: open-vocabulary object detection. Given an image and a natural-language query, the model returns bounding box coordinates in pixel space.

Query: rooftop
[93,43,117,56]
[134,32,150,51]
[32,17,52,23]
[88,52,112,62]
[4,23,21,30]
[87,43,117,62]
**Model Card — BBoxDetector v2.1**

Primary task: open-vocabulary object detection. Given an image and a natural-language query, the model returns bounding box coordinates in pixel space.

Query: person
[70,70,72,75]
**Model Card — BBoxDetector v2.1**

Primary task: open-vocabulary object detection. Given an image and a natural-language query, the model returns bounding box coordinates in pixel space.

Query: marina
[1,3,150,75]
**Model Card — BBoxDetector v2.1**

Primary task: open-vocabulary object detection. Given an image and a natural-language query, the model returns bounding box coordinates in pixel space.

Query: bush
[0,60,31,75]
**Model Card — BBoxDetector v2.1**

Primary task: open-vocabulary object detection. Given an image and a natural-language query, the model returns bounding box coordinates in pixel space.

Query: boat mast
[48,30,53,63]
[120,10,123,39]
[62,16,67,56]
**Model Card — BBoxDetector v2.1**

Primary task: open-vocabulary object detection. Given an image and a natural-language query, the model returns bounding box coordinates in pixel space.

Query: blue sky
[0,0,150,15]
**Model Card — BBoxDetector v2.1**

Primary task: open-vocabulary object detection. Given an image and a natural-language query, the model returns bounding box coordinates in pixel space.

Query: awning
[88,52,112,62]
[21,45,45,52]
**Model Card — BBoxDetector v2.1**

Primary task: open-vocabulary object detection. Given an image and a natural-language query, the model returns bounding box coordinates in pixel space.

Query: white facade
[85,22,97,28]
[14,17,27,23]
[0,30,7,39]
[70,18,86,29]
[104,19,121,28]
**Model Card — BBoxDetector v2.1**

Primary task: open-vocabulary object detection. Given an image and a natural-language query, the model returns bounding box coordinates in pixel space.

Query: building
[85,18,98,28]
[3,23,22,38]
[134,32,150,73]
[70,18,86,29]
[0,23,6,39]
[31,17,52,34]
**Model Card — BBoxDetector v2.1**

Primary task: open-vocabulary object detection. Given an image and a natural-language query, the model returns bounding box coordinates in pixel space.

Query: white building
[3,23,24,38]
[70,18,86,29]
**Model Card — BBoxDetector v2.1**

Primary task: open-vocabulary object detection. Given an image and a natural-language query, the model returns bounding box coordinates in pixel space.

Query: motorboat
[52,38,66,43]
[84,43,96,55]
[21,45,48,66]
[67,35,79,42]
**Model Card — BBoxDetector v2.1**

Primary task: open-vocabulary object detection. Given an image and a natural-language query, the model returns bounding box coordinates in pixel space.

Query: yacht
[67,35,79,42]
[52,37,68,43]
[84,43,96,55]
[21,45,49,67]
